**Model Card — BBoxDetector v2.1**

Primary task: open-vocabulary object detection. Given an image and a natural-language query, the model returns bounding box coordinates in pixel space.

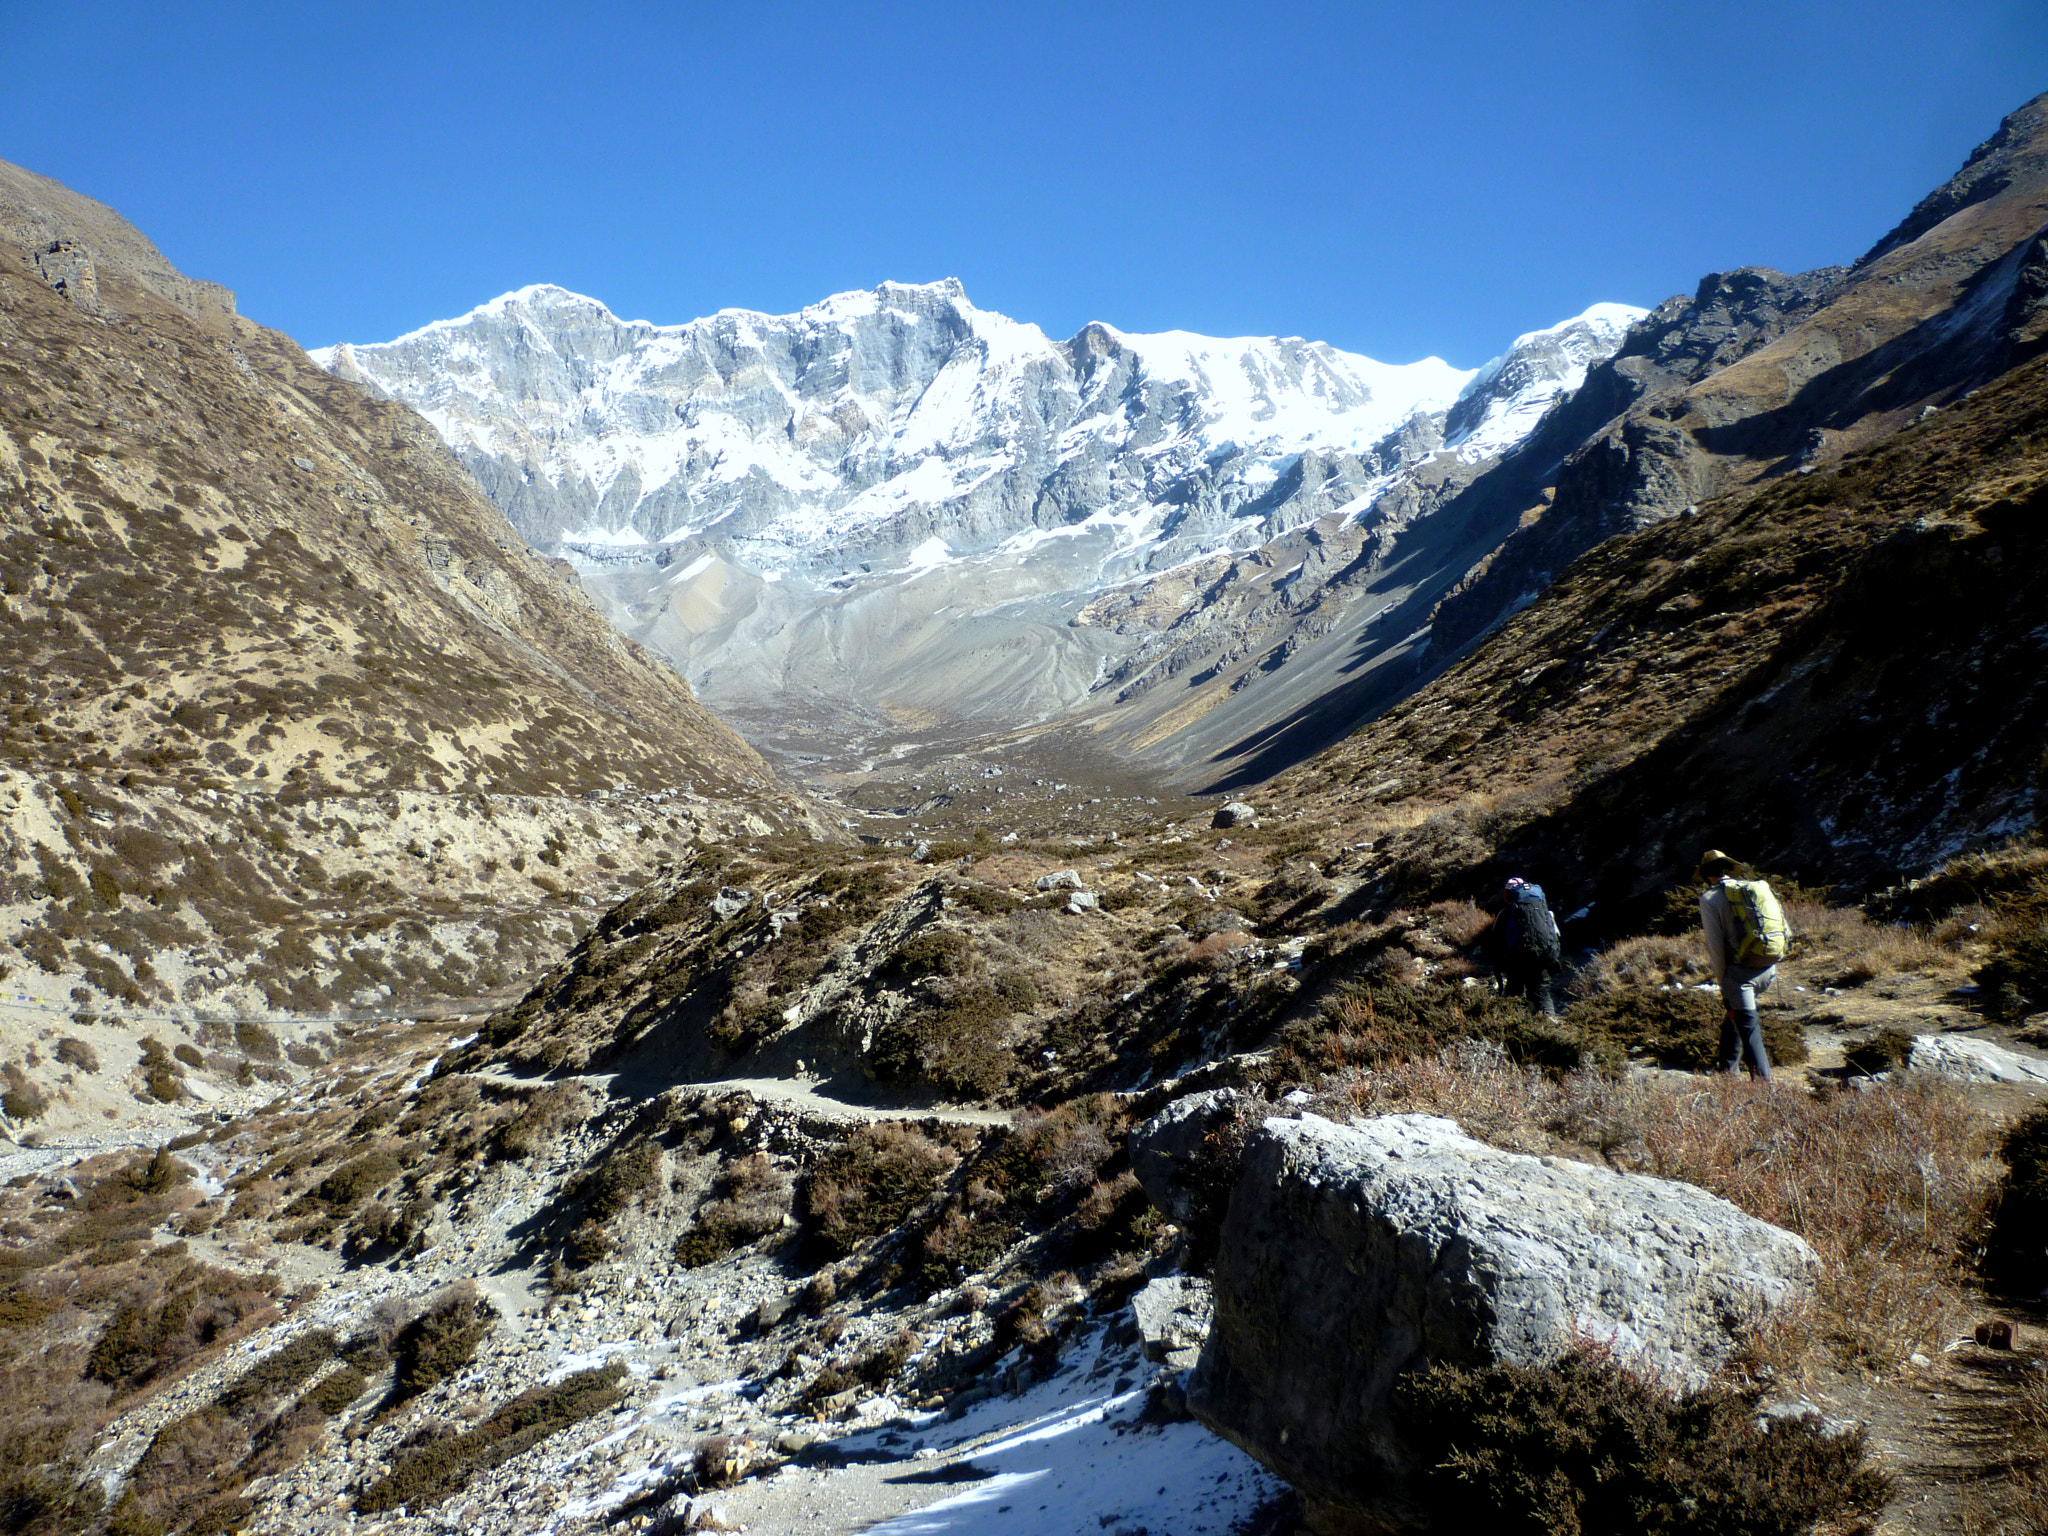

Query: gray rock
[709,886,753,920]
[1211,801,1258,829]
[1063,891,1099,914]
[1188,1113,1816,1530]
[1128,1089,1251,1226]
[1906,1032,2048,1085]
[1130,1276,1212,1370]
[1036,869,1083,891]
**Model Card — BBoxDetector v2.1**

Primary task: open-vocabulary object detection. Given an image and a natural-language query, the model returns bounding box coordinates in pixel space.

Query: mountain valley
[0,88,2047,1536]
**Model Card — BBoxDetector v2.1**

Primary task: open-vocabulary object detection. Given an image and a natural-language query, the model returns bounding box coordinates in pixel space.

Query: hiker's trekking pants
[1718,963,1776,1079]
[1503,958,1559,1019]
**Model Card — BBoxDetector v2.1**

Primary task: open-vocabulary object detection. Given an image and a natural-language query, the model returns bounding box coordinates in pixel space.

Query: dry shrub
[356,1362,626,1512]
[55,1037,99,1073]
[674,1154,792,1268]
[1269,981,1607,1087]
[493,1084,587,1160]
[1398,1349,1889,1536]
[1016,1094,1129,1197]
[803,1124,957,1258]
[1576,934,1705,992]
[1986,1107,2048,1296]
[1323,1054,1997,1364]
[584,1139,664,1224]
[1785,900,1952,985]
[1,1065,49,1121]
[1425,898,1493,949]
[391,1282,495,1399]
[1565,989,1807,1070]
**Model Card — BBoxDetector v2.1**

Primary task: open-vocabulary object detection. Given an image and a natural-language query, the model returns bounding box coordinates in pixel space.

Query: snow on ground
[553,1321,1284,1536]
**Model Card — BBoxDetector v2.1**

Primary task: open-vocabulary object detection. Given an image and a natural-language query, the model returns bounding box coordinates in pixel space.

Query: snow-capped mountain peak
[314,280,1641,744]
[1444,301,1649,456]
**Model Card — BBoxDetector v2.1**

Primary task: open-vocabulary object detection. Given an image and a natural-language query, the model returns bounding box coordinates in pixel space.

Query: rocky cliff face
[1426,90,2048,660]
[318,286,1640,766]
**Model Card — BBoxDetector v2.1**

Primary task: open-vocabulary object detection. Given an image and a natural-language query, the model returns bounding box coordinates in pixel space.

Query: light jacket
[1699,880,1757,982]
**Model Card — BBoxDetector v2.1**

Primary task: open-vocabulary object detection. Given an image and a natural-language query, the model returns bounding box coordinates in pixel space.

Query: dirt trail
[479,1063,1016,1127]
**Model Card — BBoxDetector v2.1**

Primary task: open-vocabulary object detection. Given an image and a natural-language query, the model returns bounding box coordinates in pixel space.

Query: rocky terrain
[4,90,2048,1536]
[0,157,815,1126]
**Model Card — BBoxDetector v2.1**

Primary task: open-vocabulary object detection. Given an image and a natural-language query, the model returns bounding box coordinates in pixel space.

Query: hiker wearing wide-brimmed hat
[1696,849,1791,1080]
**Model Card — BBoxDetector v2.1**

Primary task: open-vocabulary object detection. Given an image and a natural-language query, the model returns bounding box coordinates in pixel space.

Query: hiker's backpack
[1503,886,1564,969]
[1725,879,1791,967]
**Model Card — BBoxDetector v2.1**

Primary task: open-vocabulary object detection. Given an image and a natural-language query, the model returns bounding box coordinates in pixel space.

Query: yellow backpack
[1725,879,1791,967]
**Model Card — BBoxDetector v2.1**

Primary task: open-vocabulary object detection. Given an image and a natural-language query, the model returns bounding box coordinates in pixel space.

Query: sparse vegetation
[390,1283,495,1399]
[804,1124,958,1258]
[674,1153,791,1267]
[1398,1350,1891,1536]
[357,1362,628,1511]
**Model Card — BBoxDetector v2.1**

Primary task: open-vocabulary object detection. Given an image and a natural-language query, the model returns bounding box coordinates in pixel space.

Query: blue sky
[5,0,2043,366]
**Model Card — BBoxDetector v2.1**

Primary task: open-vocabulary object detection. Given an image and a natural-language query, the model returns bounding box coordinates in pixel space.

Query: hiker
[1697,849,1791,1080]
[1491,876,1564,1018]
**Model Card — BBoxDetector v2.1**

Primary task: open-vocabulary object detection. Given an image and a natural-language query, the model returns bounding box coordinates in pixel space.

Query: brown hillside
[1268,347,2048,922]
[0,158,816,1098]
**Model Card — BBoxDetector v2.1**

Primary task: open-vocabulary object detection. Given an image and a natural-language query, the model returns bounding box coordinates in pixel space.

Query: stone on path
[1188,1112,1816,1531]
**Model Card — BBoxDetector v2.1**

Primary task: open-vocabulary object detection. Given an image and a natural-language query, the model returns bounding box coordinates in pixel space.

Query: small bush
[871,985,1015,1099]
[493,1084,586,1160]
[1842,1028,1915,1077]
[584,1140,663,1224]
[56,1036,100,1073]
[359,1362,627,1511]
[1565,989,1807,1071]
[804,1124,958,1258]
[565,1219,613,1268]
[317,1151,399,1209]
[306,1365,369,1415]
[172,1043,204,1069]
[218,1329,337,1412]
[674,1154,791,1268]
[392,1284,495,1398]
[234,1021,280,1060]
[953,884,1020,916]
[1,1064,49,1121]
[1987,1107,2048,1296]
[1396,1351,1890,1536]
[131,1146,190,1195]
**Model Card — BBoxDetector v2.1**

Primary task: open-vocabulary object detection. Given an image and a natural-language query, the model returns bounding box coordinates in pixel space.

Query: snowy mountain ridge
[314,280,1644,768]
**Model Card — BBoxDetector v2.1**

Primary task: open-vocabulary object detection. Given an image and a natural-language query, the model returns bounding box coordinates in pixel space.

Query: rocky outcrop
[1131,1275,1213,1370]
[1907,1032,2048,1085]
[1128,1088,1251,1227]
[1428,90,2048,664]
[1188,1113,1815,1532]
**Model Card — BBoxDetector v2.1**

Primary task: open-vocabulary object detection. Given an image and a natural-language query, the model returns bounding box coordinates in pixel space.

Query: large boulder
[1188,1113,1816,1532]
[1128,1088,1251,1226]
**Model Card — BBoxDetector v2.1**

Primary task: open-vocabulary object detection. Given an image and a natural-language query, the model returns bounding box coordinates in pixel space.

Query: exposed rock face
[1188,1113,1815,1531]
[1428,91,2048,662]
[1907,1032,2048,1085]
[1128,1088,1250,1226]
[317,285,1640,770]
[1131,1275,1213,1370]
[0,158,237,326]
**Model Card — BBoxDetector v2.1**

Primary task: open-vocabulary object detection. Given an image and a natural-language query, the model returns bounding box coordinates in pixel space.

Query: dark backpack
[1502,887,1563,969]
